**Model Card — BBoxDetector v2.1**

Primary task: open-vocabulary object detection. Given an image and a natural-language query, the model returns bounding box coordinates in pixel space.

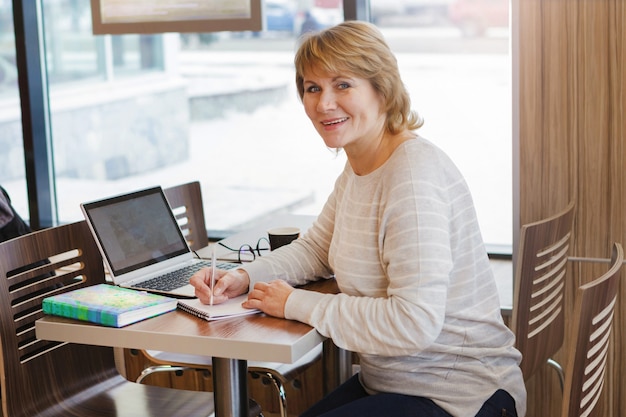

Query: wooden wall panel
[518,2,572,415]
[607,3,625,415]
[518,1,575,219]
[518,0,626,416]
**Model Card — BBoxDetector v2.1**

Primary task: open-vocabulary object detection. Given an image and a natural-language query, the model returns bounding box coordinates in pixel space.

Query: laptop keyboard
[133,261,238,292]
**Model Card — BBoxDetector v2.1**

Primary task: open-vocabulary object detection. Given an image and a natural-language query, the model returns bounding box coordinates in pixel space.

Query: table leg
[322,339,353,395]
[212,357,249,417]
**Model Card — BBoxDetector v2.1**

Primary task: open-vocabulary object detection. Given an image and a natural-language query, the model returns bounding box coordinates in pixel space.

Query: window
[2,0,511,250]
[0,0,27,216]
[370,0,512,250]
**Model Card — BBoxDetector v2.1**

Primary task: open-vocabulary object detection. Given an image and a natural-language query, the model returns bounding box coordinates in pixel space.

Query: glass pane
[42,0,510,249]
[111,35,164,76]
[42,0,170,223]
[43,0,100,84]
[0,0,29,222]
[45,0,347,239]
[371,0,512,249]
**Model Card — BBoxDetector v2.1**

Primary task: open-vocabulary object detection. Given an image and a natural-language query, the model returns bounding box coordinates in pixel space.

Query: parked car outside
[294,0,343,36]
[448,0,509,37]
[265,0,297,34]
[370,0,404,24]
[370,0,453,26]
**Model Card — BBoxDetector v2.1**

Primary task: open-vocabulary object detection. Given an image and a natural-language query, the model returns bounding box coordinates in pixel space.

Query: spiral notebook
[177,294,260,321]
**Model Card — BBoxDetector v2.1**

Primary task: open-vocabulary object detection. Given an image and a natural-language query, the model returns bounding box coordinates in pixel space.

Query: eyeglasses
[218,238,270,263]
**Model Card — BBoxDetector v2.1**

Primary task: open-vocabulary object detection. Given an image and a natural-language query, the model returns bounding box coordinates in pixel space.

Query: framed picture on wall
[90,0,263,35]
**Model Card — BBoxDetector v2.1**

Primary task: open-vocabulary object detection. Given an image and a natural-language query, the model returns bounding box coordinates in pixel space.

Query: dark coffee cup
[267,227,300,251]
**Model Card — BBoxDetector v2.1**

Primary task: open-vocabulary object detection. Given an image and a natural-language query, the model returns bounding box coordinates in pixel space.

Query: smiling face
[302,66,387,154]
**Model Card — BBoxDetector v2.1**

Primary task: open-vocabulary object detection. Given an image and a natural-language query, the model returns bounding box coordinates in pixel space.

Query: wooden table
[36,278,345,417]
[37,214,350,417]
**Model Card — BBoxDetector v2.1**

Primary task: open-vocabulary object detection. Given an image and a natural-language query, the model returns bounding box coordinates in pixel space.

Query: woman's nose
[317,91,336,113]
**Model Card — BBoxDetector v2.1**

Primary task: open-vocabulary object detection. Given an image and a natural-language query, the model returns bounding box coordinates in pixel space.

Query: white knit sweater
[242,137,526,416]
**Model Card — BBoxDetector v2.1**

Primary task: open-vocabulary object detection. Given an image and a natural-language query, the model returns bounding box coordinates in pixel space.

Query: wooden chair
[511,201,575,387]
[164,180,209,252]
[560,242,623,417]
[127,180,323,417]
[0,220,216,417]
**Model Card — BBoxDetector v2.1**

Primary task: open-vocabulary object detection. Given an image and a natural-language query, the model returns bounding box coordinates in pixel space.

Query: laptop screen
[82,187,189,276]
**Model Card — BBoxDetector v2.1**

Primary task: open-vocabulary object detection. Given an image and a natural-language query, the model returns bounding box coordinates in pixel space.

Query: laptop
[81,186,238,298]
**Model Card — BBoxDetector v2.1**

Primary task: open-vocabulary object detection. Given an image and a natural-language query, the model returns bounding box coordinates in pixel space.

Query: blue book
[42,284,178,327]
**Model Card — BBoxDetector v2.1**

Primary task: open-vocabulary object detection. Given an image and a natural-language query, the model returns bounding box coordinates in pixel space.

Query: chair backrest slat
[512,201,575,380]
[561,243,623,417]
[164,181,209,251]
[0,221,115,417]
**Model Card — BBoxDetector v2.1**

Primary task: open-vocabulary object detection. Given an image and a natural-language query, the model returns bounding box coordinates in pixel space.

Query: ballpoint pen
[210,244,216,306]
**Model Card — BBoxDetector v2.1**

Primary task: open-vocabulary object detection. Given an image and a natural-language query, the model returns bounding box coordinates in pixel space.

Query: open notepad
[177,294,260,321]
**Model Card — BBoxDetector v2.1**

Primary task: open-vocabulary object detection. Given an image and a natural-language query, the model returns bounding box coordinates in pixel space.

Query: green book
[42,284,178,327]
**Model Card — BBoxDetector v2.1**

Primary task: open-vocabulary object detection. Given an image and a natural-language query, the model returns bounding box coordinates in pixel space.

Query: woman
[191,21,525,417]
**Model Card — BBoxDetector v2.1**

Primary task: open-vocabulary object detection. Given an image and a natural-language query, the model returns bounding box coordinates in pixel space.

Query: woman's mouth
[322,117,348,126]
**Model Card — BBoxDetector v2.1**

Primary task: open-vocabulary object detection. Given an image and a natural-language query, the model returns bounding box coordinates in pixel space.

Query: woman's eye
[337,82,350,90]
[306,85,320,93]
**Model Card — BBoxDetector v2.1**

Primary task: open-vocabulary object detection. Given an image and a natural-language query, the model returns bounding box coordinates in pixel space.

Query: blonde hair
[295,20,423,134]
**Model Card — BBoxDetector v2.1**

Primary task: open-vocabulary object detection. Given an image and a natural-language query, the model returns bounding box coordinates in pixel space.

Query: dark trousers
[300,374,518,417]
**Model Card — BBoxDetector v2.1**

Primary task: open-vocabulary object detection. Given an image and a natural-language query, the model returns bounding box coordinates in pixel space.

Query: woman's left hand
[242,279,295,318]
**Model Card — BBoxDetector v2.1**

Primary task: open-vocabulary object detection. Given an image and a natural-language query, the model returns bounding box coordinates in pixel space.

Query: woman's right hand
[190,267,251,305]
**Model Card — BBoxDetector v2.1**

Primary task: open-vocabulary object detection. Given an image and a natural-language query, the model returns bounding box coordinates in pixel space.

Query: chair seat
[146,342,323,381]
[140,344,323,417]
[249,344,323,382]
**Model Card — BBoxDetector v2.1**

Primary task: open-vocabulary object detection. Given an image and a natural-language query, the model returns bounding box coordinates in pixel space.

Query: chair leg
[248,398,265,417]
[255,371,288,417]
[547,358,564,392]
[136,365,266,417]
[136,365,192,383]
